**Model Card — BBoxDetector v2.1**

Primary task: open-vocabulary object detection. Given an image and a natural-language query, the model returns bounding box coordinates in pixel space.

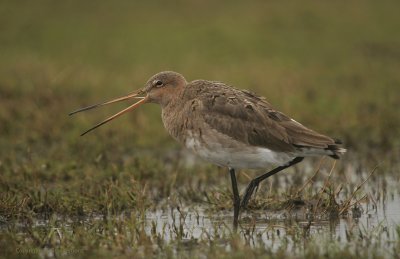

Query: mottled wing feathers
[183,80,342,156]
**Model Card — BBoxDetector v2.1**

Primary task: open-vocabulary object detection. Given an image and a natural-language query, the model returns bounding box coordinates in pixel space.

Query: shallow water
[4,192,398,258]
[140,191,400,250]
[1,154,399,257]
[134,156,400,252]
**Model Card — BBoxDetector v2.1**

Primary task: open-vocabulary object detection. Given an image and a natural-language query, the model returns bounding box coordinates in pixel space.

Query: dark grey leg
[229,168,240,228]
[241,157,304,209]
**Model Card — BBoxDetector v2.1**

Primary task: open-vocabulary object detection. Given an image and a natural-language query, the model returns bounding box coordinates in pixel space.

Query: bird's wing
[184,81,336,152]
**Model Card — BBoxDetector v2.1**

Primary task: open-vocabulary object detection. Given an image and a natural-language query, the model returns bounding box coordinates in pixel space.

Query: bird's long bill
[69,90,148,136]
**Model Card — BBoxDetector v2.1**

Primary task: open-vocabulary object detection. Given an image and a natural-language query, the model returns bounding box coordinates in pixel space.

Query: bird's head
[144,71,187,106]
[69,71,187,136]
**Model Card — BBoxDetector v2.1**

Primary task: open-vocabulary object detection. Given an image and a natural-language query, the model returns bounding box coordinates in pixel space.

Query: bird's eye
[155,80,163,87]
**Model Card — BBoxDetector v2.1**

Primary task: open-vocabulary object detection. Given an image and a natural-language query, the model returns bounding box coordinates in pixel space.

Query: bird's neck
[160,88,187,142]
[159,86,185,109]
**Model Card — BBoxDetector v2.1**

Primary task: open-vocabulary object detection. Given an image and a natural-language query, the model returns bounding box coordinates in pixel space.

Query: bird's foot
[240,179,260,209]
[233,197,240,229]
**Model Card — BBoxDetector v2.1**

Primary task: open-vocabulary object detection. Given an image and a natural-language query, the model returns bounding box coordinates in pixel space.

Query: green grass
[1,0,400,151]
[1,0,400,258]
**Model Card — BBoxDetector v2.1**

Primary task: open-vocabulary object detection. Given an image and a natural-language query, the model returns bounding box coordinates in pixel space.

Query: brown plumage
[156,73,345,163]
[70,71,346,226]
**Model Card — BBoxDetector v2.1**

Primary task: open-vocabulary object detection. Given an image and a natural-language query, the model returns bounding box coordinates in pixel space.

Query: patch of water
[141,191,400,252]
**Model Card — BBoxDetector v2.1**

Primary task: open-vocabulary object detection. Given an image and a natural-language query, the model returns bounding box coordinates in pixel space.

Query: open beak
[69,89,148,136]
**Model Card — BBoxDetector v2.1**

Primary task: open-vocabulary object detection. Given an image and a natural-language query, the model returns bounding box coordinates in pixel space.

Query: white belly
[184,130,295,169]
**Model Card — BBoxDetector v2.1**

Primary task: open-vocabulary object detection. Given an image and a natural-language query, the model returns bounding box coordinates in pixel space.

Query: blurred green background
[1,0,399,157]
[1,1,400,257]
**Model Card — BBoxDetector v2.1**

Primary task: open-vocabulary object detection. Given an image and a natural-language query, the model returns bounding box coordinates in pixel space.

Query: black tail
[326,139,346,159]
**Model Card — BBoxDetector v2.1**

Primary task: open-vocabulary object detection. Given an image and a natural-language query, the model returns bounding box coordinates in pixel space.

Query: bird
[70,71,346,226]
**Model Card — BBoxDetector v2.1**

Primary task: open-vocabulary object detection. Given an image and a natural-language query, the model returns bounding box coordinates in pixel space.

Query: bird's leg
[241,157,304,209]
[229,168,241,228]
